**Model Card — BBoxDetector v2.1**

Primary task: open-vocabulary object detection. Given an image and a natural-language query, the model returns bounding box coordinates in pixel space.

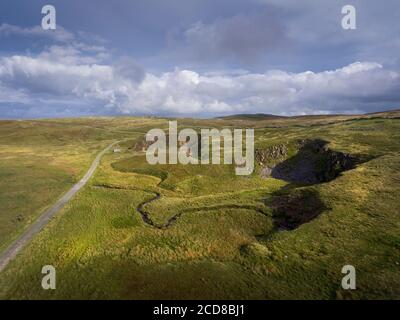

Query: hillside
[0,111,399,299]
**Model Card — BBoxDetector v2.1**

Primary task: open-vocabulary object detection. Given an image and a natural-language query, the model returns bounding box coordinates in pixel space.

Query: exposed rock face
[271,139,360,184]
[255,144,288,164]
[260,166,273,178]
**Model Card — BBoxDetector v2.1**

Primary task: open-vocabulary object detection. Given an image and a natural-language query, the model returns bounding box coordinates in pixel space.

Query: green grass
[0,113,400,299]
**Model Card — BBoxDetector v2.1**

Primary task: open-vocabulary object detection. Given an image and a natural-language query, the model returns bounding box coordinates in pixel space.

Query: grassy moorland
[0,111,399,299]
[0,117,163,252]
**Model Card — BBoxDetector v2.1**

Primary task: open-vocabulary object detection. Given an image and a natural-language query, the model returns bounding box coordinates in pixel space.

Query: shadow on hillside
[269,187,327,230]
[265,139,376,230]
[271,139,374,184]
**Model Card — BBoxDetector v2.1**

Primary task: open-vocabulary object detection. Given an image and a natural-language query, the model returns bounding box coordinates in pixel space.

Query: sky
[0,0,399,118]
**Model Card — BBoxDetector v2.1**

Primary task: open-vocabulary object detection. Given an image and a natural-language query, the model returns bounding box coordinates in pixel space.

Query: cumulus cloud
[38,45,109,65]
[113,57,146,84]
[0,46,399,117]
[0,23,109,63]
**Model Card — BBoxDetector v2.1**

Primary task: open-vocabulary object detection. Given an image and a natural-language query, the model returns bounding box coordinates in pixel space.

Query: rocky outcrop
[260,139,367,184]
[255,144,288,165]
[270,139,361,184]
[260,166,273,178]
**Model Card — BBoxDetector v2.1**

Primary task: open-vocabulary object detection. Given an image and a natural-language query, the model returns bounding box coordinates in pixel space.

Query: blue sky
[0,0,399,118]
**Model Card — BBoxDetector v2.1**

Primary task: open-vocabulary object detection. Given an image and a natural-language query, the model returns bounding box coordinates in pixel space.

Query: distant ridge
[365,108,400,115]
[216,108,400,120]
[216,113,287,120]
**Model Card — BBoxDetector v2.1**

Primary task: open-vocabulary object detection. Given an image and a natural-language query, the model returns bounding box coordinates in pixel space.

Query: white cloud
[38,45,109,65]
[0,84,29,103]
[0,48,399,116]
[0,23,74,42]
[0,23,109,65]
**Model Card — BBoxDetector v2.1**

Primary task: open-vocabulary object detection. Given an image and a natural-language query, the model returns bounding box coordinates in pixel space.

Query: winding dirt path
[0,141,119,273]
